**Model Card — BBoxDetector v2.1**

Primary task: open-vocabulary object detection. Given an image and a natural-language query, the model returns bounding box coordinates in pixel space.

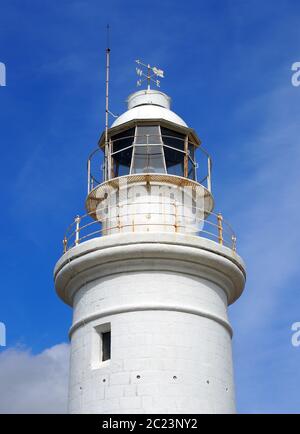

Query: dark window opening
[161,127,186,177]
[163,145,184,176]
[161,127,185,150]
[102,331,111,362]
[113,147,133,177]
[112,128,135,153]
[111,128,135,177]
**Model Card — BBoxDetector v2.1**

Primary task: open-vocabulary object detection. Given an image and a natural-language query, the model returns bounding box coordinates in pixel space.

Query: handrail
[88,134,209,161]
[62,203,236,253]
[87,134,212,194]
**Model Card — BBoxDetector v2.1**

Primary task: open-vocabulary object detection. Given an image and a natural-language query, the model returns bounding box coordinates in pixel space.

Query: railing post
[108,138,112,180]
[232,235,237,252]
[207,156,212,193]
[174,202,178,233]
[63,236,67,253]
[184,136,188,178]
[75,215,81,246]
[87,158,91,194]
[217,213,223,246]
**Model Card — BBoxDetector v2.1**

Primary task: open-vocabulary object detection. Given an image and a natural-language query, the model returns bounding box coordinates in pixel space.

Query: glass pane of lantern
[114,147,133,176]
[112,128,135,152]
[188,143,195,160]
[131,144,166,174]
[188,158,196,180]
[188,144,196,180]
[160,127,186,177]
[163,144,184,177]
[111,128,135,177]
[135,125,161,144]
[161,127,185,150]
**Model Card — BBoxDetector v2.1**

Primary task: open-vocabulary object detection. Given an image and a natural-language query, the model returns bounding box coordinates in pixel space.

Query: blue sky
[1,0,300,413]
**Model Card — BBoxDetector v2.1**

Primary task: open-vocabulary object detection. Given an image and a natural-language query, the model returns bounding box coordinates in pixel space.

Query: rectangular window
[92,322,111,368]
[101,331,111,362]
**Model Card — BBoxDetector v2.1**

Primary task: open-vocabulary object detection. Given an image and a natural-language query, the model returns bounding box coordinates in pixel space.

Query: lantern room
[85,88,214,228]
[98,90,205,183]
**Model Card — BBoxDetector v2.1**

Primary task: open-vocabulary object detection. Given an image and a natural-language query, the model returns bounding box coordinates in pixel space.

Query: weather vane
[135,60,164,90]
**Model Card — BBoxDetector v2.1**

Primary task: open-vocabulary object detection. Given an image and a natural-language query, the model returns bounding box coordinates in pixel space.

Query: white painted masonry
[54,233,245,414]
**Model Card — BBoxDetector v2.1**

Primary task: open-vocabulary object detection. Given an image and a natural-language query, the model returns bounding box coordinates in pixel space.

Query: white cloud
[0,343,69,414]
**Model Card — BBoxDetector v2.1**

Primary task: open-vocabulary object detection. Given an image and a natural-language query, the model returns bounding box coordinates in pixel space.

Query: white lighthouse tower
[54,60,246,414]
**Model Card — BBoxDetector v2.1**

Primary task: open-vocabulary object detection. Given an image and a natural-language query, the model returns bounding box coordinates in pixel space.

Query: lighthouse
[54,60,246,414]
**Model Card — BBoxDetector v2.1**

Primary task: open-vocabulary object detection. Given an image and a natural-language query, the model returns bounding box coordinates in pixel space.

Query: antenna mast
[104,25,110,181]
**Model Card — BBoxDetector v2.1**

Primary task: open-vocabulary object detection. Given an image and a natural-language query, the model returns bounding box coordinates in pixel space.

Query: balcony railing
[87,134,212,194]
[62,203,236,253]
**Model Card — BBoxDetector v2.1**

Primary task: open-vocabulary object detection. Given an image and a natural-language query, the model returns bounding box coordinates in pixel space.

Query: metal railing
[62,203,236,253]
[87,134,212,194]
